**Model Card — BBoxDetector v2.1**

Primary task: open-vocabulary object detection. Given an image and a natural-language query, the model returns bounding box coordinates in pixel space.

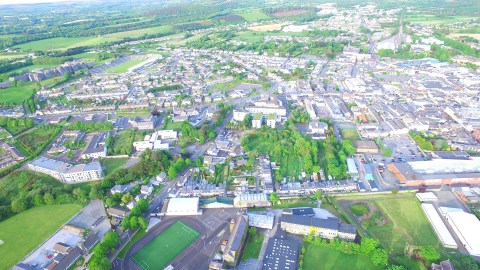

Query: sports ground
[132,221,200,270]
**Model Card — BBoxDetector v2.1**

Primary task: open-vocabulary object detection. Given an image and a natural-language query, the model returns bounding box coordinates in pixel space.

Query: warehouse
[165,197,202,216]
[421,204,457,249]
[445,211,480,256]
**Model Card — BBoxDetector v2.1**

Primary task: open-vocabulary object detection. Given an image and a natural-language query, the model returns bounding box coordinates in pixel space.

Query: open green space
[241,231,264,261]
[0,204,82,270]
[236,10,271,22]
[104,25,174,39]
[104,158,128,175]
[303,243,382,270]
[105,59,146,73]
[274,197,317,209]
[340,194,440,253]
[210,79,241,93]
[132,221,200,270]
[233,30,309,43]
[349,203,369,216]
[14,37,119,51]
[392,256,427,270]
[0,86,35,105]
[111,130,135,155]
[341,129,360,140]
[405,15,476,25]
[162,118,185,130]
[15,126,60,157]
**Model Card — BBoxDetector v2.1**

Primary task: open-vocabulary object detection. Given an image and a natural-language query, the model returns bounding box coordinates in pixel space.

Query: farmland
[405,15,476,25]
[14,37,119,51]
[236,10,271,22]
[0,86,35,105]
[0,204,82,270]
[104,25,174,39]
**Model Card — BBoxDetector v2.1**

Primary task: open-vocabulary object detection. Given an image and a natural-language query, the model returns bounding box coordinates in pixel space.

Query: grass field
[341,129,360,140]
[341,194,440,253]
[241,232,264,261]
[132,221,200,270]
[236,10,270,22]
[405,15,476,25]
[233,30,308,43]
[105,59,146,73]
[211,79,241,93]
[274,198,317,209]
[118,229,147,259]
[15,127,60,156]
[392,256,427,270]
[349,203,369,216]
[0,86,35,105]
[104,158,128,175]
[0,204,82,270]
[15,37,119,51]
[303,243,382,270]
[104,25,174,39]
[248,23,287,32]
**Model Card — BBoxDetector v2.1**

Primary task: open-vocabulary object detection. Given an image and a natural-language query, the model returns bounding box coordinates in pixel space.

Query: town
[1,0,480,270]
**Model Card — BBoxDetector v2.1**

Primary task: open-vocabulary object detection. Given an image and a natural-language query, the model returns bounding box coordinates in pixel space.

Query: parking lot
[383,135,427,163]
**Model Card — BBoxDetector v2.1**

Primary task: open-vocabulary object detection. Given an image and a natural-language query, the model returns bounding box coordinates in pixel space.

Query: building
[354,140,379,153]
[129,115,157,130]
[247,213,274,229]
[107,207,130,218]
[222,215,248,266]
[81,133,109,159]
[346,158,358,179]
[280,215,356,241]
[28,157,103,183]
[282,207,315,217]
[421,204,457,249]
[445,211,480,256]
[431,260,455,270]
[165,197,202,216]
[234,193,271,208]
[262,230,299,270]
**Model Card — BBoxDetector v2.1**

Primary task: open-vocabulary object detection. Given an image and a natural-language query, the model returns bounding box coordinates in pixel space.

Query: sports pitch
[132,221,200,270]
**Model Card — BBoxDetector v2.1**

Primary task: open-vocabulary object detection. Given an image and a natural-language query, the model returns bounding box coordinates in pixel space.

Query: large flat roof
[446,211,480,256]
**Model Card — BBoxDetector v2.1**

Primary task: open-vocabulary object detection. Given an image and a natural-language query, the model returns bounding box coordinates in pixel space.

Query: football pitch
[132,221,200,270]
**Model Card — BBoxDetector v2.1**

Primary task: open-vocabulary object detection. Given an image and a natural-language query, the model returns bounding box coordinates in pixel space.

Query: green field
[303,243,382,270]
[104,25,174,39]
[236,10,271,22]
[15,126,60,156]
[0,204,82,270]
[15,37,119,51]
[349,203,369,216]
[0,86,35,105]
[241,231,264,261]
[341,129,360,140]
[132,221,200,270]
[211,79,241,93]
[342,194,440,253]
[104,158,128,175]
[274,198,317,209]
[233,31,309,43]
[105,59,146,73]
[405,15,476,25]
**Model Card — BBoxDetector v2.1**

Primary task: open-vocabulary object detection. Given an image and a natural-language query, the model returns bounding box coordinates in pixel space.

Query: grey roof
[262,231,299,270]
[30,157,69,172]
[339,223,357,235]
[12,263,37,270]
[283,207,315,217]
[82,232,100,250]
[53,246,82,270]
[281,215,339,231]
[228,215,248,252]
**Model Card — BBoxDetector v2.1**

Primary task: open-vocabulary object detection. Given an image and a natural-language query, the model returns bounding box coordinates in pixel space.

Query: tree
[248,227,257,238]
[89,257,111,270]
[360,238,379,255]
[102,231,119,249]
[314,190,322,201]
[121,193,134,204]
[391,189,399,195]
[105,198,115,207]
[130,216,139,229]
[43,193,55,205]
[168,166,177,179]
[121,216,131,230]
[371,248,388,266]
[386,266,406,270]
[64,72,72,80]
[418,246,440,264]
[137,198,148,213]
[11,198,27,213]
[139,217,148,230]
[269,191,280,205]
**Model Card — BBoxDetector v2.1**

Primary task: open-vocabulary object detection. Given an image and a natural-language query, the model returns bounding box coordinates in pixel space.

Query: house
[107,207,130,218]
[354,140,379,154]
[140,184,153,196]
[110,184,128,194]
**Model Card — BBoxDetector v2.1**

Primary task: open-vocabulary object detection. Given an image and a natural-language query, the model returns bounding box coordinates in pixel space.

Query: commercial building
[165,197,202,216]
[389,159,480,187]
[222,215,248,266]
[421,204,457,249]
[445,211,480,256]
[262,230,299,270]
[281,215,356,241]
[354,140,379,154]
[28,157,103,183]
[233,193,271,208]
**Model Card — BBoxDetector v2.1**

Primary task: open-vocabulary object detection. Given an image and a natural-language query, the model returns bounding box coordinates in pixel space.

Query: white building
[421,204,457,249]
[233,110,249,122]
[28,157,103,183]
[165,197,202,216]
[234,193,271,208]
[157,130,178,140]
[445,211,480,256]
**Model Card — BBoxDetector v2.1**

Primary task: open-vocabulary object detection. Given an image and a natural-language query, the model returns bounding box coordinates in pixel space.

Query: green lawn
[132,221,200,270]
[341,129,360,140]
[344,194,441,253]
[0,204,82,270]
[211,79,241,93]
[0,86,35,105]
[233,31,309,43]
[405,15,476,25]
[162,118,185,130]
[105,59,146,73]
[392,256,427,270]
[349,203,369,216]
[15,127,60,157]
[303,243,382,270]
[104,158,128,175]
[274,198,317,209]
[15,37,119,51]
[104,25,174,39]
[236,10,270,22]
[241,232,264,261]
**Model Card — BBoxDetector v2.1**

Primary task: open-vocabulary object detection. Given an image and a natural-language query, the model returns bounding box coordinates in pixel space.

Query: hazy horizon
[0,0,97,5]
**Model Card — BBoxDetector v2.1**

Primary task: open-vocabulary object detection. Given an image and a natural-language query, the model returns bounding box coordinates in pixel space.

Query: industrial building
[262,230,299,270]
[389,159,480,186]
[233,193,271,208]
[28,157,103,183]
[165,197,202,216]
[421,204,457,249]
[445,210,480,256]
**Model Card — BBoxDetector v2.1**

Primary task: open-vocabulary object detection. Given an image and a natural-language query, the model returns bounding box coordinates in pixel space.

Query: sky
[0,0,96,5]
